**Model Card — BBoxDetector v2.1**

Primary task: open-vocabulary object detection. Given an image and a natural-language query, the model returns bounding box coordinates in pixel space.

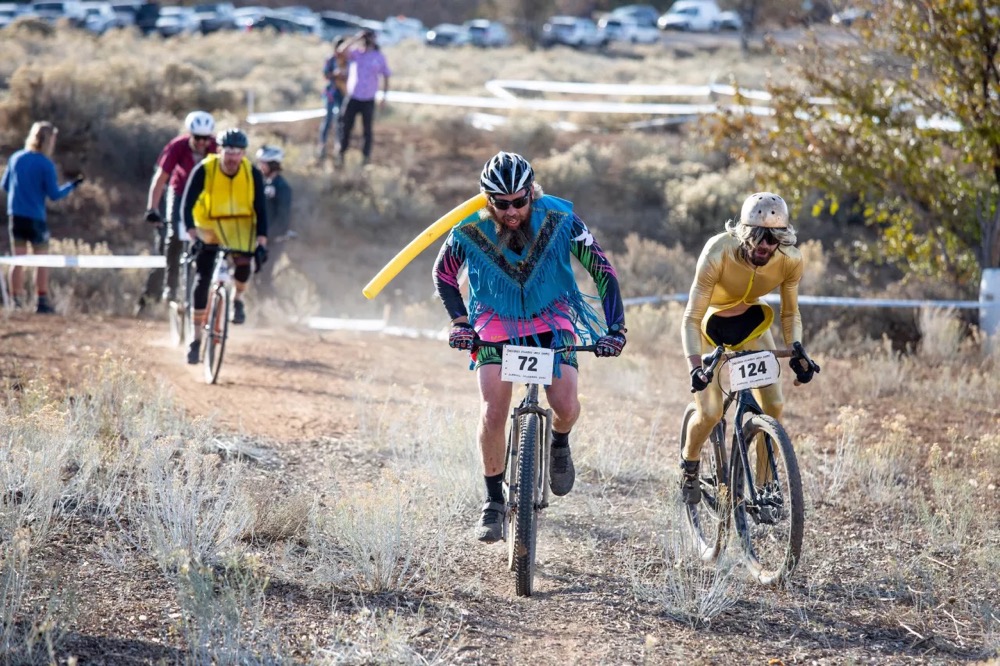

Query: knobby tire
[680,403,730,562]
[514,413,539,597]
[732,414,804,585]
[204,284,229,384]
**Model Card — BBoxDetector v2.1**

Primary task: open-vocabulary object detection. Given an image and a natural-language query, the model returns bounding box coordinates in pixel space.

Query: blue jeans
[319,92,343,149]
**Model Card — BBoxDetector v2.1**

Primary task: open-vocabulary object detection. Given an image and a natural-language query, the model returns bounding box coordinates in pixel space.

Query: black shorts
[10,215,50,246]
[705,305,766,347]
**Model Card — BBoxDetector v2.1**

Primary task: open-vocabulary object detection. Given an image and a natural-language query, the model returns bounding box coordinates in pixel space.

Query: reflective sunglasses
[489,192,531,211]
[752,227,782,246]
[192,135,213,143]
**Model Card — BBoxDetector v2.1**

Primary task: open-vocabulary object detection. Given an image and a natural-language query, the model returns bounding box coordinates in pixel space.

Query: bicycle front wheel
[203,284,230,384]
[513,412,540,597]
[680,403,729,562]
[731,414,804,585]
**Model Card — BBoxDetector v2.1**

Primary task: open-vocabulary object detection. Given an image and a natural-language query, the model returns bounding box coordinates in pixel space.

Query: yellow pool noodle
[362,193,487,299]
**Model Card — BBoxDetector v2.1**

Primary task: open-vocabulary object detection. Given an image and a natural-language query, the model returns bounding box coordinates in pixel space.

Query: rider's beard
[495,219,533,253]
[746,243,777,267]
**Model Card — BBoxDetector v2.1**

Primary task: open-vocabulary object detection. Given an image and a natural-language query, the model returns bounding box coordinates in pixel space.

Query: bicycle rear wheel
[731,414,804,585]
[203,284,229,384]
[513,412,540,597]
[680,403,730,562]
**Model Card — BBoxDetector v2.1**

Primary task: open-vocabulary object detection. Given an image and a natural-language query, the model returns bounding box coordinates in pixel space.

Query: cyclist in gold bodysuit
[681,192,818,504]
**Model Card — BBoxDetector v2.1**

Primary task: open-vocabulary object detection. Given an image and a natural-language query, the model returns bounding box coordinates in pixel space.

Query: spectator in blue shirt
[1,121,83,313]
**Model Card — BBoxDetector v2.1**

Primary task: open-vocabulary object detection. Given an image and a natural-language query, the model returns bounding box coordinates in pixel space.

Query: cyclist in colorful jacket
[681,192,818,504]
[433,151,627,544]
[179,128,268,365]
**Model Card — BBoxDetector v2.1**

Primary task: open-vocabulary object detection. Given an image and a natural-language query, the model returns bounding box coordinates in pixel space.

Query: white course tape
[623,293,997,310]
[0,255,165,268]
[246,78,959,132]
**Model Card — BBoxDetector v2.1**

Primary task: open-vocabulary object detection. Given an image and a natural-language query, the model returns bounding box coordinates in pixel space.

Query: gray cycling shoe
[476,501,505,544]
[550,445,576,496]
[680,459,701,505]
[232,300,246,325]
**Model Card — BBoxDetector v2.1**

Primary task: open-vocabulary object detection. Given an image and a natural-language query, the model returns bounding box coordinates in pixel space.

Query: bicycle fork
[502,394,553,541]
[733,395,783,525]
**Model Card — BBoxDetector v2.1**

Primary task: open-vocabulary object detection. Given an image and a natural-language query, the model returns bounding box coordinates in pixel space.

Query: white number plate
[500,345,555,385]
[728,351,779,390]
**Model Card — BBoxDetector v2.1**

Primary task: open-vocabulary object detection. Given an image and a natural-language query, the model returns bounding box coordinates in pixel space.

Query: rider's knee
[762,400,783,420]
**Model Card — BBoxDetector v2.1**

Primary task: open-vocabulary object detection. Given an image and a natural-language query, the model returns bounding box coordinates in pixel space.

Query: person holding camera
[334,28,391,166]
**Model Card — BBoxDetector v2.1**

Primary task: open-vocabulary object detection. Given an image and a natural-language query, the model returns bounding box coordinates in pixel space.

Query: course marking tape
[624,293,998,310]
[0,255,165,268]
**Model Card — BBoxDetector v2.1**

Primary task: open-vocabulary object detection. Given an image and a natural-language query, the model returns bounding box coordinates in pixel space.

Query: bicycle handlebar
[700,342,820,386]
[472,340,599,354]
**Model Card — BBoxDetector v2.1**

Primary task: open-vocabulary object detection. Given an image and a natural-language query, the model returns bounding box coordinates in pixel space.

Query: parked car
[131,0,157,33]
[658,0,741,31]
[232,4,265,29]
[830,7,872,27]
[541,15,607,49]
[31,0,86,26]
[383,14,423,42]
[598,14,660,43]
[316,10,367,41]
[81,0,123,32]
[425,22,468,47]
[610,3,661,27]
[154,4,198,35]
[464,18,509,47]
[191,1,233,33]
[0,2,30,28]
[248,9,313,34]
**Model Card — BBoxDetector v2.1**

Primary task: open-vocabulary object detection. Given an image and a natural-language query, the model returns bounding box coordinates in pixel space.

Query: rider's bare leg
[477,364,514,477]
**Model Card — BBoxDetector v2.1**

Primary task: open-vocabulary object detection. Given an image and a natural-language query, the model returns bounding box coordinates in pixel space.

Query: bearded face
[744,227,781,267]
[488,189,533,252]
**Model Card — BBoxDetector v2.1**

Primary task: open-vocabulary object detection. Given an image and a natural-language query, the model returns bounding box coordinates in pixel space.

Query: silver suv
[541,16,608,49]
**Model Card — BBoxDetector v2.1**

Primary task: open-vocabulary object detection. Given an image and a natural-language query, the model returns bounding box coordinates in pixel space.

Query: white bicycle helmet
[740,192,789,228]
[480,151,534,195]
[184,110,215,136]
[255,145,284,163]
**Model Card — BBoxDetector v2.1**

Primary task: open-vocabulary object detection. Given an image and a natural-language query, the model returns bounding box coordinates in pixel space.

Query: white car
[464,18,510,47]
[382,15,424,42]
[541,15,608,49]
[81,0,122,32]
[598,14,660,44]
[658,0,741,32]
[155,4,198,36]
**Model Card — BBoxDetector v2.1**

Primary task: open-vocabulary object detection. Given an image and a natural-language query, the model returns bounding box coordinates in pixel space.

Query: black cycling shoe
[680,459,702,505]
[550,444,576,496]
[477,501,504,543]
[232,300,246,325]
[186,339,201,365]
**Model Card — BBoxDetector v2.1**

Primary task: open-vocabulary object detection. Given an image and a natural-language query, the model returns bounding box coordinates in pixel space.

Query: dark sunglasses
[489,192,531,211]
[192,135,213,142]
[752,227,781,246]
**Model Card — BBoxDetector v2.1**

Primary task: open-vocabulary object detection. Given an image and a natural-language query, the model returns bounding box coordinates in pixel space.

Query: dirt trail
[2,311,995,664]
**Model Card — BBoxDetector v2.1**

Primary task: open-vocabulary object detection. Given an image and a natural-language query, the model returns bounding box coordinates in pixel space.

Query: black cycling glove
[790,355,816,384]
[690,367,711,393]
[254,245,269,273]
[144,208,161,224]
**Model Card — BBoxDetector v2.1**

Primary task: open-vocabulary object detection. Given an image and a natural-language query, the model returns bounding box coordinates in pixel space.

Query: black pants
[143,220,184,300]
[192,245,252,310]
[338,97,375,160]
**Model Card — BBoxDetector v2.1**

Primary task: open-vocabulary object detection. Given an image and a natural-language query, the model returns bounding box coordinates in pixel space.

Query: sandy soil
[1,310,997,665]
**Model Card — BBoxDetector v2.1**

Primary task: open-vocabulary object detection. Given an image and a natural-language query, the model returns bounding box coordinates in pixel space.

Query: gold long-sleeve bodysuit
[681,232,804,460]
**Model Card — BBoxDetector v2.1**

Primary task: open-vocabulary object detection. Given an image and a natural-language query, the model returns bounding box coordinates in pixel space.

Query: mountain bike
[167,243,195,347]
[474,340,597,597]
[198,248,235,385]
[679,342,818,585]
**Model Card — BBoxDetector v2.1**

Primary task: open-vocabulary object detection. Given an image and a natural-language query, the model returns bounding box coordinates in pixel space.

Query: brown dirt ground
[1,311,998,665]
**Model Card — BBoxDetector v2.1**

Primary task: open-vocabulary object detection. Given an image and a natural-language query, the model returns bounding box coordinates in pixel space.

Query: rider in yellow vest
[681,192,819,504]
[180,128,268,365]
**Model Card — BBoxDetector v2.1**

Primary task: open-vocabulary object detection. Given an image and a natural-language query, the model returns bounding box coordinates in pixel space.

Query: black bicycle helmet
[217,128,249,149]
[479,151,534,195]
